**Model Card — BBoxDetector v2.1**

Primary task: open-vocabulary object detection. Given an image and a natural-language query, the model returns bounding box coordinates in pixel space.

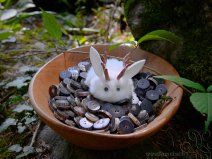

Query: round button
[118,119,134,134]
[140,99,153,115]
[137,78,150,89]
[86,100,101,113]
[145,90,160,102]
[101,103,113,112]
[93,118,110,130]
[109,105,125,118]
[79,117,93,130]
[155,84,167,96]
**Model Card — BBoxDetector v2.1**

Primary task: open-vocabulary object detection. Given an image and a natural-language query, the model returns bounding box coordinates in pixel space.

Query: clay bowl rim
[29,44,183,139]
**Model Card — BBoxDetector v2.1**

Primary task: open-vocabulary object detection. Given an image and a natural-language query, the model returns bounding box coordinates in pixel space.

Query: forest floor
[0,1,211,159]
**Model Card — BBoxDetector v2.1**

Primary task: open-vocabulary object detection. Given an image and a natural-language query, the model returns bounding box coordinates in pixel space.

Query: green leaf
[207,85,212,92]
[154,75,206,92]
[108,41,137,52]
[0,31,12,41]
[190,93,212,130]
[42,10,62,41]
[109,43,122,51]
[137,30,181,45]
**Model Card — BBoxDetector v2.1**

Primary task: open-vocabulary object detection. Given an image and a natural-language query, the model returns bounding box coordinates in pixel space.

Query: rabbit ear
[122,60,146,79]
[89,47,104,79]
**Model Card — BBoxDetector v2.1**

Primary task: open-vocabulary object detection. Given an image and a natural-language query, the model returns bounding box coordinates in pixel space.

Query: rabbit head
[85,46,145,103]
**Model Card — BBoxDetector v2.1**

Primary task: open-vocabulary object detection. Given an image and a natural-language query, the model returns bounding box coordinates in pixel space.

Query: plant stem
[105,0,119,42]
[180,85,193,94]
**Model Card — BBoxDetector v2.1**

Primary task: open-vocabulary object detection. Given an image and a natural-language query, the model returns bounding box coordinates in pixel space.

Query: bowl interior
[29,45,183,150]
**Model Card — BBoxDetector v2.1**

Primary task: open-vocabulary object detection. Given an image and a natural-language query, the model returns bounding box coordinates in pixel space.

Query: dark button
[48,99,57,111]
[70,79,82,89]
[140,99,153,114]
[93,118,110,130]
[145,90,160,102]
[133,79,139,88]
[66,84,76,93]
[155,84,167,96]
[110,117,120,132]
[66,95,76,107]
[54,111,65,121]
[55,99,70,106]
[130,104,141,116]
[54,96,67,100]
[56,109,69,119]
[49,85,58,98]
[56,104,72,110]
[135,87,146,98]
[109,105,125,118]
[59,85,70,96]
[101,103,113,112]
[79,117,93,130]
[137,78,150,89]
[59,70,72,80]
[133,72,150,80]
[64,110,75,118]
[75,89,90,97]
[86,100,101,113]
[120,116,131,122]
[118,119,134,134]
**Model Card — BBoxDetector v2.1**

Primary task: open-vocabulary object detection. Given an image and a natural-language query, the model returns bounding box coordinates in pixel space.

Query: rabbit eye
[104,87,109,92]
[116,87,120,91]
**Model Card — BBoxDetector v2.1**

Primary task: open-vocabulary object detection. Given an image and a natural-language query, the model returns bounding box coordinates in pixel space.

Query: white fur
[85,46,146,103]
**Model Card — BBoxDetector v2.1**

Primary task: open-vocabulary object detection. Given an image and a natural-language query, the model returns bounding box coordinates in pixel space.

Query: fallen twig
[30,120,41,147]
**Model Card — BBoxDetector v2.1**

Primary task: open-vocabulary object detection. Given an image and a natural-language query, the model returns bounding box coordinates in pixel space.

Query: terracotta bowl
[29,44,183,150]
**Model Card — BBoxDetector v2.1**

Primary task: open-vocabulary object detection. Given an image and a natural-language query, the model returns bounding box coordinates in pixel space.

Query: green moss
[124,0,212,86]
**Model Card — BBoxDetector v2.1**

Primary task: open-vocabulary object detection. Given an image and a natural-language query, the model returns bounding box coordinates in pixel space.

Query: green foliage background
[124,0,212,86]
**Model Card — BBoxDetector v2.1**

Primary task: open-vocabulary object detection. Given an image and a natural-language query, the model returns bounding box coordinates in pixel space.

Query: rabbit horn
[117,63,131,80]
[101,63,110,81]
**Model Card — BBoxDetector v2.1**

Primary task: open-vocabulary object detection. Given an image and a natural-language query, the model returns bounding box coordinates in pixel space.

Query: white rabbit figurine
[85,46,146,103]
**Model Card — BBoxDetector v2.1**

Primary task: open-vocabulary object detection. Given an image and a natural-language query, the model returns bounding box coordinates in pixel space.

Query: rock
[36,124,158,159]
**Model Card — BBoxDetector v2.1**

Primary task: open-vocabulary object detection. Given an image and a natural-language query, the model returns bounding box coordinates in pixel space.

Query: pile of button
[48,61,169,134]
